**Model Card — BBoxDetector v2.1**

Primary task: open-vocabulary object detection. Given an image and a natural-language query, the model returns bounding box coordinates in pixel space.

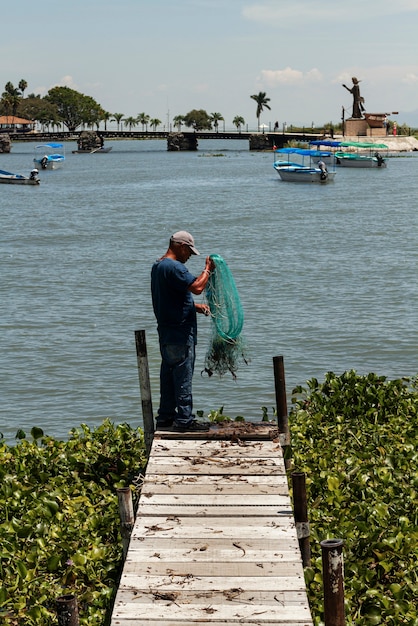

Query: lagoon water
[1,139,417,443]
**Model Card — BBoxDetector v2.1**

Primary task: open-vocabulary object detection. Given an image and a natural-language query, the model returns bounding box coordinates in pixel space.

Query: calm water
[1,140,417,443]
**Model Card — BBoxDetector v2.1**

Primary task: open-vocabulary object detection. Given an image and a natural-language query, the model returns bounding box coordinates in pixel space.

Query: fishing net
[203,254,248,379]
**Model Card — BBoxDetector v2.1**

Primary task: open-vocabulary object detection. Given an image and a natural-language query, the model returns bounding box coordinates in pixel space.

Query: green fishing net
[203,254,248,379]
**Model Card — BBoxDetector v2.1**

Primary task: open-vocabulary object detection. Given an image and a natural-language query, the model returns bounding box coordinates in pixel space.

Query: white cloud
[402,72,418,84]
[258,67,323,87]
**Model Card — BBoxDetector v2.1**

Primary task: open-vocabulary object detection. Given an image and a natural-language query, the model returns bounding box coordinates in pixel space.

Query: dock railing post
[291,472,311,567]
[134,329,154,456]
[56,594,79,626]
[272,356,291,468]
[117,487,135,559]
[321,538,346,626]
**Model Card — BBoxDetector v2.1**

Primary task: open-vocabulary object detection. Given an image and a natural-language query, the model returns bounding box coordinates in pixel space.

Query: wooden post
[117,487,135,559]
[291,472,311,567]
[134,330,154,455]
[321,539,346,626]
[56,594,79,626]
[272,356,291,468]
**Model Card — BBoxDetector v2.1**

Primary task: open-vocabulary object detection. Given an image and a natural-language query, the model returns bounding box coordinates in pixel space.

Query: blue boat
[34,143,65,170]
[273,148,336,183]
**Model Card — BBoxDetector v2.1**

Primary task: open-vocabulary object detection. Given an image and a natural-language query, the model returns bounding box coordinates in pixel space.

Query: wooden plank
[117,574,307,592]
[136,504,293,517]
[151,439,283,458]
[111,600,312,623]
[130,516,298,539]
[120,560,303,577]
[142,473,289,495]
[146,456,285,475]
[126,536,300,555]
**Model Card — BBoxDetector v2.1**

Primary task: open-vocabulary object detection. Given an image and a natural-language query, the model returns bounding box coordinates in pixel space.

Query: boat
[309,139,342,163]
[0,168,40,185]
[335,142,388,168]
[274,148,336,183]
[71,146,112,154]
[33,143,65,170]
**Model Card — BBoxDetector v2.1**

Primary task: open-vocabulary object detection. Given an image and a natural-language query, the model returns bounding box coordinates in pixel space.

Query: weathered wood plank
[138,493,290,506]
[136,504,294,517]
[152,439,283,458]
[146,456,285,475]
[142,473,289,495]
[117,573,307,592]
[126,537,300,556]
[130,516,298,539]
[120,560,303,577]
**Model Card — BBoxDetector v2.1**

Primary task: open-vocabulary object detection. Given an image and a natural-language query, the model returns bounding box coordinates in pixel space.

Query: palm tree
[112,113,124,131]
[232,115,245,133]
[124,116,138,131]
[250,92,271,131]
[18,79,28,98]
[172,115,184,131]
[137,112,150,131]
[101,111,112,130]
[210,112,224,133]
[150,118,161,131]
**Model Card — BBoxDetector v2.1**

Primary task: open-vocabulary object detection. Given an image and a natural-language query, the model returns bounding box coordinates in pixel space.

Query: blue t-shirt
[151,257,197,345]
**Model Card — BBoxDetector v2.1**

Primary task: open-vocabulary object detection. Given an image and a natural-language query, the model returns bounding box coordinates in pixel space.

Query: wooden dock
[110,422,313,625]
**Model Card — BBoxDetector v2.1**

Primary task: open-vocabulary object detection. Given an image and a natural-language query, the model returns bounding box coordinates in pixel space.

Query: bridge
[9,129,325,151]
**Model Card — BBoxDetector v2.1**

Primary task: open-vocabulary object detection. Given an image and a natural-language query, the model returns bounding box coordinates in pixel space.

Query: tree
[250,91,271,130]
[210,112,224,133]
[18,79,28,98]
[112,113,124,131]
[1,82,21,115]
[150,118,161,131]
[17,97,60,129]
[101,111,112,130]
[172,115,184,131]
[45,86,103,131]
[137,112,150,131]
[123,116,138,130]
[183,109,212,131]
[233,115,245,133]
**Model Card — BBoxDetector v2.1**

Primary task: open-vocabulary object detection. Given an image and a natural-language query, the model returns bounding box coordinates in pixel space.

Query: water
[1,140,417,443]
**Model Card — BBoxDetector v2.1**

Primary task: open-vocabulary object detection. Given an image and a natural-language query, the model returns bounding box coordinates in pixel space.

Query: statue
[342,77,365,119]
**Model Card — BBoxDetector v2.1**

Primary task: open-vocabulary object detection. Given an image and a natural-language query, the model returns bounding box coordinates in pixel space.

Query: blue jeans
[157,339,195,426]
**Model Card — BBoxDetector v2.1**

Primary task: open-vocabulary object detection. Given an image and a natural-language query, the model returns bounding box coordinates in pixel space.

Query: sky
[2,0,418,130]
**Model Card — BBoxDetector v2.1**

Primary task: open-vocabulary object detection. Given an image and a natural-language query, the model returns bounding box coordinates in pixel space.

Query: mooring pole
[117,487,135,559]
[56,594,79,626]
[272,356,290,467]
[291,472,311,567]
[321,538,346,626]
[135,330,154,456]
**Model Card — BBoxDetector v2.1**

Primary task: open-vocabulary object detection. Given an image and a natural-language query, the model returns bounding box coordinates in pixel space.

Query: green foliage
[289,371,418,625]
[182,109,212,131]
[45,86,104,131]
[0,419,147,625]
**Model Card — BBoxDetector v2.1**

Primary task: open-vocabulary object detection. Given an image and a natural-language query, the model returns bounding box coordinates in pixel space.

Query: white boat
[335,141,388,168]
[0,168,40,185]
[34,143,65,170]
[274,148,336,183]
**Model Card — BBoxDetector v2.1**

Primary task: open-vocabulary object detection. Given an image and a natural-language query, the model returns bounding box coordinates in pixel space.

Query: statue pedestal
[344,118,368,137]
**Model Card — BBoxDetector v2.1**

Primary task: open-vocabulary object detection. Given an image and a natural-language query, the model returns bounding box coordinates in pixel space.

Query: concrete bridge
[9,129,325,151]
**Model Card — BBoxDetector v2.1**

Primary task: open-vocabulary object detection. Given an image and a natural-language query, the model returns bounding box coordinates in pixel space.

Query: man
[342,77,365,119]
[151,231,215,432]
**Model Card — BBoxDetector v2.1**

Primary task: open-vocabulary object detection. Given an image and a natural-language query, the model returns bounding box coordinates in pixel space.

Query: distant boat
[0,168,40,185]
[335,141,388,168]
[72,146,112,154]
[34,143,65,170]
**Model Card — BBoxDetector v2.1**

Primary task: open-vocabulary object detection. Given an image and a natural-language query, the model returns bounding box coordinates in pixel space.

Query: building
[0,115,36,133]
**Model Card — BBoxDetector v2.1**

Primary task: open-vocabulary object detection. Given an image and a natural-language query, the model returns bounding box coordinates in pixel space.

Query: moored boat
[72,146,113,154]
[335,142,388,168]
[274,148,336,183]
[34,143,65,170]
[0,168,40,185]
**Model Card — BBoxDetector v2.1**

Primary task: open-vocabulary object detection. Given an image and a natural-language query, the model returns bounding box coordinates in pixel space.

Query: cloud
[258,67,323,87]
[402,72,418,84]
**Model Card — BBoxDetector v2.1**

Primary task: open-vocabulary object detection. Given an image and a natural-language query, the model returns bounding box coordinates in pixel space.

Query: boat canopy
[339,141,388,149]
[275,147,333,157]
[35,143,64,149]
[309,140,342,147]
